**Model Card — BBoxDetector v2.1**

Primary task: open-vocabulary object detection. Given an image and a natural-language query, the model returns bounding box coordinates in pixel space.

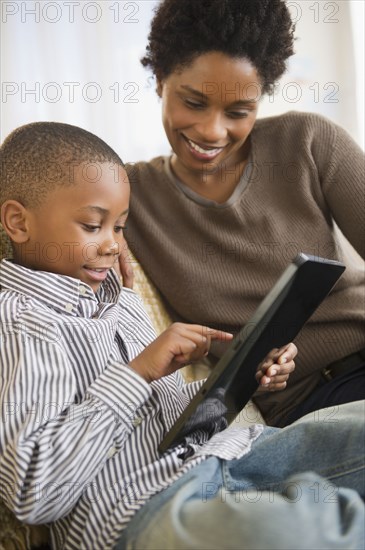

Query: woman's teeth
[187,139,222,156]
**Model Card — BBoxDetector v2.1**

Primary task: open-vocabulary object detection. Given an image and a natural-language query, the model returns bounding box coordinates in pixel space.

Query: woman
[124,0,365,426]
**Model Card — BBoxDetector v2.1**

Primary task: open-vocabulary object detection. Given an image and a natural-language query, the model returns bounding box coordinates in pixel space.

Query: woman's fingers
[257,342,297,391]
[118,245,134,288]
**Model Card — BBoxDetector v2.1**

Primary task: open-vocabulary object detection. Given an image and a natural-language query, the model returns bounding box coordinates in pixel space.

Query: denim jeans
[116,401,365,549]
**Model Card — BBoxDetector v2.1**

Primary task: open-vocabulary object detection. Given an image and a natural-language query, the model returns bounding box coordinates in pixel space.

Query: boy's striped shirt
[0,259,262,549]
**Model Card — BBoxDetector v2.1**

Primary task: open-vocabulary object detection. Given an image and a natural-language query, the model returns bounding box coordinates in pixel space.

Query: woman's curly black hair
[141,0,295,94]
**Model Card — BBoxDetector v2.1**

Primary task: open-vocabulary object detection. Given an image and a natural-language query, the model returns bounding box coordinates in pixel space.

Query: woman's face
[158,52,262,180]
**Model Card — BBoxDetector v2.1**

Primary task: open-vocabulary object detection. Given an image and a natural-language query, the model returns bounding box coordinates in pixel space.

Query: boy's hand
[256,342,297,392]
[130,323,233,383]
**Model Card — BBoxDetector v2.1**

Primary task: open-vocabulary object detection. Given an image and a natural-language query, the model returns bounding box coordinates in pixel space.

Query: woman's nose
[195,112,227,143]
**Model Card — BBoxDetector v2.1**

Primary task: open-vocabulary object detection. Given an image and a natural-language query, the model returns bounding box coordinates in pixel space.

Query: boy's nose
[99,240,120,257]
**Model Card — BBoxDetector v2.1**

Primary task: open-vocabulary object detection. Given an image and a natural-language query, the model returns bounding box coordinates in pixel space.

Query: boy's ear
[1,200,31,244]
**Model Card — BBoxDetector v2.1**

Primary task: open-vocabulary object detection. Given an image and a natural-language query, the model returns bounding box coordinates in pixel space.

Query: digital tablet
[159,253,346,453]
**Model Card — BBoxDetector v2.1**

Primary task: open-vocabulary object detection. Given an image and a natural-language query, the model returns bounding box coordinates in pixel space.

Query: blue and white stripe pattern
[0,259,262,549]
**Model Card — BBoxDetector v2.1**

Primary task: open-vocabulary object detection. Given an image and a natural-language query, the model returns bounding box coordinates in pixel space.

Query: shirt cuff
[87,362,152,423]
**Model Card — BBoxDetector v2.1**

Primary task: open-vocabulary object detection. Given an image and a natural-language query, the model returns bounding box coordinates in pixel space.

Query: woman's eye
[227,111,249,119]
[114,225,125,234]
[83,224,100,232]
[184,99,205,109]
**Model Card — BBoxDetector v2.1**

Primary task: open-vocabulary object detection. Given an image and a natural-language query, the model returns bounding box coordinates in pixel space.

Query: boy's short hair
[0,122,124,209]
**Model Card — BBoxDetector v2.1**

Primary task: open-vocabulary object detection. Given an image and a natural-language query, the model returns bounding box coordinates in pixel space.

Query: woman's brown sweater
[126,111,365,426]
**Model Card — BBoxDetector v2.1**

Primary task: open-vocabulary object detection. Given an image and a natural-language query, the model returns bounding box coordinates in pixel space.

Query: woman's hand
[256,343,297,392]
[117,244,134,289]
[130,323,233,383]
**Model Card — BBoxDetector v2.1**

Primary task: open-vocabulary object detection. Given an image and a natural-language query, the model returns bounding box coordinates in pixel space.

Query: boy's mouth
[83,266,110,282]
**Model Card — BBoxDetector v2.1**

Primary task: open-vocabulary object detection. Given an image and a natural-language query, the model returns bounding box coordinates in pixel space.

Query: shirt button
[132,417,142,427]
[65,303,73,312]
[79,286,87,295]
[107,446,117,459]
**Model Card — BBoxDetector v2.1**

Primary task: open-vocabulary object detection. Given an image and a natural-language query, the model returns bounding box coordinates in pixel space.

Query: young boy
[0,122,363,550]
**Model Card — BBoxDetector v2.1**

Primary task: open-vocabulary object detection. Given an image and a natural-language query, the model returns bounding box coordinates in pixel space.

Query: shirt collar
[0,259,122,317]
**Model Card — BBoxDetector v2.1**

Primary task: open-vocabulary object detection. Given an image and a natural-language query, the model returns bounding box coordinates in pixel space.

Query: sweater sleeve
[315,118,365,259]
[0,333,152,524]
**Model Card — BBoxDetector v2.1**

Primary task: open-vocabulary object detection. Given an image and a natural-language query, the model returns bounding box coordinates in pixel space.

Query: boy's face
[18,162,130,292]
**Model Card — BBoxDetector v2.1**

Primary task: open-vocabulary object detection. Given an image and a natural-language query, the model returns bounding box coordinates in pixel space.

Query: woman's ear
[1,200,30,244]
[156,79,163,98]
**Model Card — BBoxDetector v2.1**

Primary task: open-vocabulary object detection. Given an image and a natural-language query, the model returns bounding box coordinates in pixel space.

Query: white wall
[260,1,364,147]
[1,0,364,164]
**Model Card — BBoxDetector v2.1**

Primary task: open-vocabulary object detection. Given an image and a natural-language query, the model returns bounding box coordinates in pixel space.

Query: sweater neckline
[163,155,253,208]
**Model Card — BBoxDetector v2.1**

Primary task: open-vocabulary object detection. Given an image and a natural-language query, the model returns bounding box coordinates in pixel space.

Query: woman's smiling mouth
[183,135,225,160]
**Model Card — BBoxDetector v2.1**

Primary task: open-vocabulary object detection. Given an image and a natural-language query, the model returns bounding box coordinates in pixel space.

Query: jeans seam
[320,462,365,481]
[221,461,364,494]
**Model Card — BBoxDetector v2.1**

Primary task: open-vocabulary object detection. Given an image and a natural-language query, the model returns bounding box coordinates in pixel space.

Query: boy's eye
[82,224,100,232]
